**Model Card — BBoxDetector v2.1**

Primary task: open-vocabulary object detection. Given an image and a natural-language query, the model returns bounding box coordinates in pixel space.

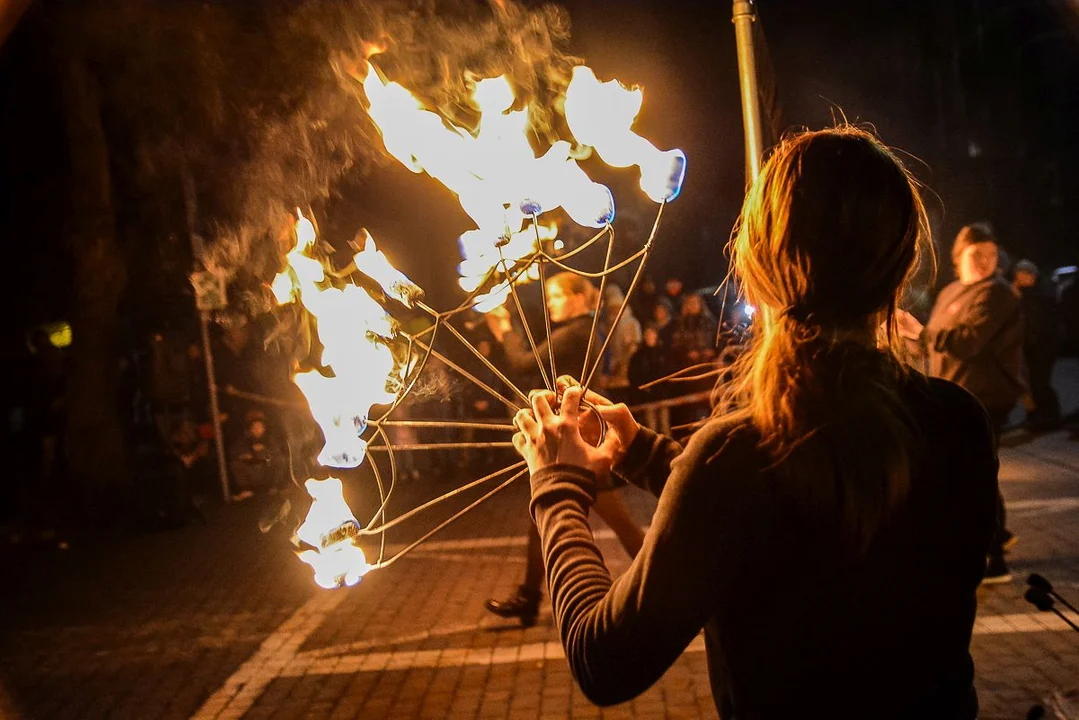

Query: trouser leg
[523,522,545,593]
[986,405,1013,558]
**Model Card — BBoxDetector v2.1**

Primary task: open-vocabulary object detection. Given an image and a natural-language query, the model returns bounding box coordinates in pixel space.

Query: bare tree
[27,0,578,520]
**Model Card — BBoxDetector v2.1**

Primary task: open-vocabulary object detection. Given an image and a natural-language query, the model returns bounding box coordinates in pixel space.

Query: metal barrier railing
[628,390,713,435]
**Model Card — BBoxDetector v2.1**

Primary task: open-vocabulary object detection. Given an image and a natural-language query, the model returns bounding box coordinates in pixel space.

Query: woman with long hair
[511,127,998,717]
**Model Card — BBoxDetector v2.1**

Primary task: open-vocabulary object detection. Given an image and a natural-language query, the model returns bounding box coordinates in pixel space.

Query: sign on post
[191,269,228,311]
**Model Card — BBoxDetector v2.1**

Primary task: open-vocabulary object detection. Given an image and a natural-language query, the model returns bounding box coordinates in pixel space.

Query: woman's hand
[512,386,619,478]
[895,309,924,341]
[555,375,640,468]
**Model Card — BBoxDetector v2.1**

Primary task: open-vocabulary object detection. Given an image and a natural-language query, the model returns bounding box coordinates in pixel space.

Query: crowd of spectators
[3,246,1076,549]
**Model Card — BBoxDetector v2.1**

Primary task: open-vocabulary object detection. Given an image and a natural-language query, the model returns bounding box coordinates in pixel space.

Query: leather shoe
[485,586,541,627]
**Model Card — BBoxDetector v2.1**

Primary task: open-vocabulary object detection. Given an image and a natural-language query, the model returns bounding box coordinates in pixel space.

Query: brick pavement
[3,367,1079,719]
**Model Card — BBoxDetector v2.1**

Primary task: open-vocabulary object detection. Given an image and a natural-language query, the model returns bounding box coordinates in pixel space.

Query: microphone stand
[1023,575,1079,720]
[1029,573,1079,616]
[1025,587,1079,633]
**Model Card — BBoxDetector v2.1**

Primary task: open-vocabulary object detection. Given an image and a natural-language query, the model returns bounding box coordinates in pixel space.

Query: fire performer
[511,128,998,716]
[484,271,645,626]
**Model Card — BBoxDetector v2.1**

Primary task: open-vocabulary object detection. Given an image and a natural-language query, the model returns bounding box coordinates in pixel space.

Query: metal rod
[582,223,616,382]
[582,201,666,392]
[627,389,713,413]
[498,247,552,390]
[440,250,541,318]
[733,0,765,183]
[668,367,725,384]
[670,418,710,433]
[639,360,724,390]
[541,223,612,264]
[368,442,515,451]
[540,245,647,279]
[534,215,558,384]
[360,461,527,535]
[182,161,230,503]
[419,306,531,405]
[198,313,230,503]
[371,322,438,426]
[437,224,612,322]
[221,385,305,409]
[408,336,523,412]
[367,424,391,564]
[1049,607,1079,633]
[376,420,516,432]
[370,468,527,569]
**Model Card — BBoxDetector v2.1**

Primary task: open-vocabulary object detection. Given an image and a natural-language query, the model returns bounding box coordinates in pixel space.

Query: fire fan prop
[278,61,685,589]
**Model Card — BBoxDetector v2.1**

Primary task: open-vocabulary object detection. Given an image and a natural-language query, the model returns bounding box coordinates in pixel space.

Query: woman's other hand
[555,375,640,467]
[895,309,924,341]
[512,386,619,479]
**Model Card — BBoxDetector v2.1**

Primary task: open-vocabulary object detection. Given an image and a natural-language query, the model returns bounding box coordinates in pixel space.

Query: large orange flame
[361,63,620,311]
[563,66,687,203]
[274,210,416,587]
[296,477,371,588]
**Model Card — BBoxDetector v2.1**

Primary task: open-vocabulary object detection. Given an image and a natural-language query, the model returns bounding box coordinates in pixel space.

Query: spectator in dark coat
[662,276,685,313]
[1013,259,1061,430]
[650,298,675,345]
[628,324,669,404]
[630,275,661,330]
[229,411,285,501]
[898,222,1023,584]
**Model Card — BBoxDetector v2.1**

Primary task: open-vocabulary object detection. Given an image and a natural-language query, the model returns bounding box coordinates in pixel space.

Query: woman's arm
[529,425,735,705]
[562,379,681,497]
[612,426,683,497]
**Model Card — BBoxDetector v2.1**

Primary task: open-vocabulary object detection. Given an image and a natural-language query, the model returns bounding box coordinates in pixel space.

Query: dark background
[3,0,1077,327]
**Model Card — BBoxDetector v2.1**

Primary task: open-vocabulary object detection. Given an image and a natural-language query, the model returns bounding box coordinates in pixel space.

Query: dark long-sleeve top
[502,313,597,386]
[529,374,998,719]
[923,276,1025,410]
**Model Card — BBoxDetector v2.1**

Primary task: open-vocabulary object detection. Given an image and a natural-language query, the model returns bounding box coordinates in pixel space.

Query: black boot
[485,586,541,627]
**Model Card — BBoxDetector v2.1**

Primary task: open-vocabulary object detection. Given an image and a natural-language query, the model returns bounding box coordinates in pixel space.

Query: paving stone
[4,369,1079,719]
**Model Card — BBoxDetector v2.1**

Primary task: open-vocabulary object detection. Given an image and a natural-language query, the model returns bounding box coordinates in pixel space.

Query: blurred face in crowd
[545,279,590,323]
[603,285,626,321]
[1014,269,1037,289]
[957,241,998,285]
[643,326,659,347]
[653,303,672,327]
[664,278,683,297]
[477,339,493,358]
[249,419,266,439]
[682,294,703,316]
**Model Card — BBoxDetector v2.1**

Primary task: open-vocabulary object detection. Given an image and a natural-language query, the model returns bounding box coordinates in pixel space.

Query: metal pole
[198,312,230,502]
[182,165,230,503]
[733,0,765,183]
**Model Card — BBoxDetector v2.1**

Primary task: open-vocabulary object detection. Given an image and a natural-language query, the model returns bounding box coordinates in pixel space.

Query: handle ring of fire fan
[552,381,607,448]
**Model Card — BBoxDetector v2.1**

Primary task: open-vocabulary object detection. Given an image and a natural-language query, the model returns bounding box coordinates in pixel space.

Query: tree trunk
[57,27,129,520]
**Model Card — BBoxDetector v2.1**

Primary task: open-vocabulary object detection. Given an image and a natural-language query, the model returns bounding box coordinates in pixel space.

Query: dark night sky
[331,0,1079,307]
[1,0,1078,341]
